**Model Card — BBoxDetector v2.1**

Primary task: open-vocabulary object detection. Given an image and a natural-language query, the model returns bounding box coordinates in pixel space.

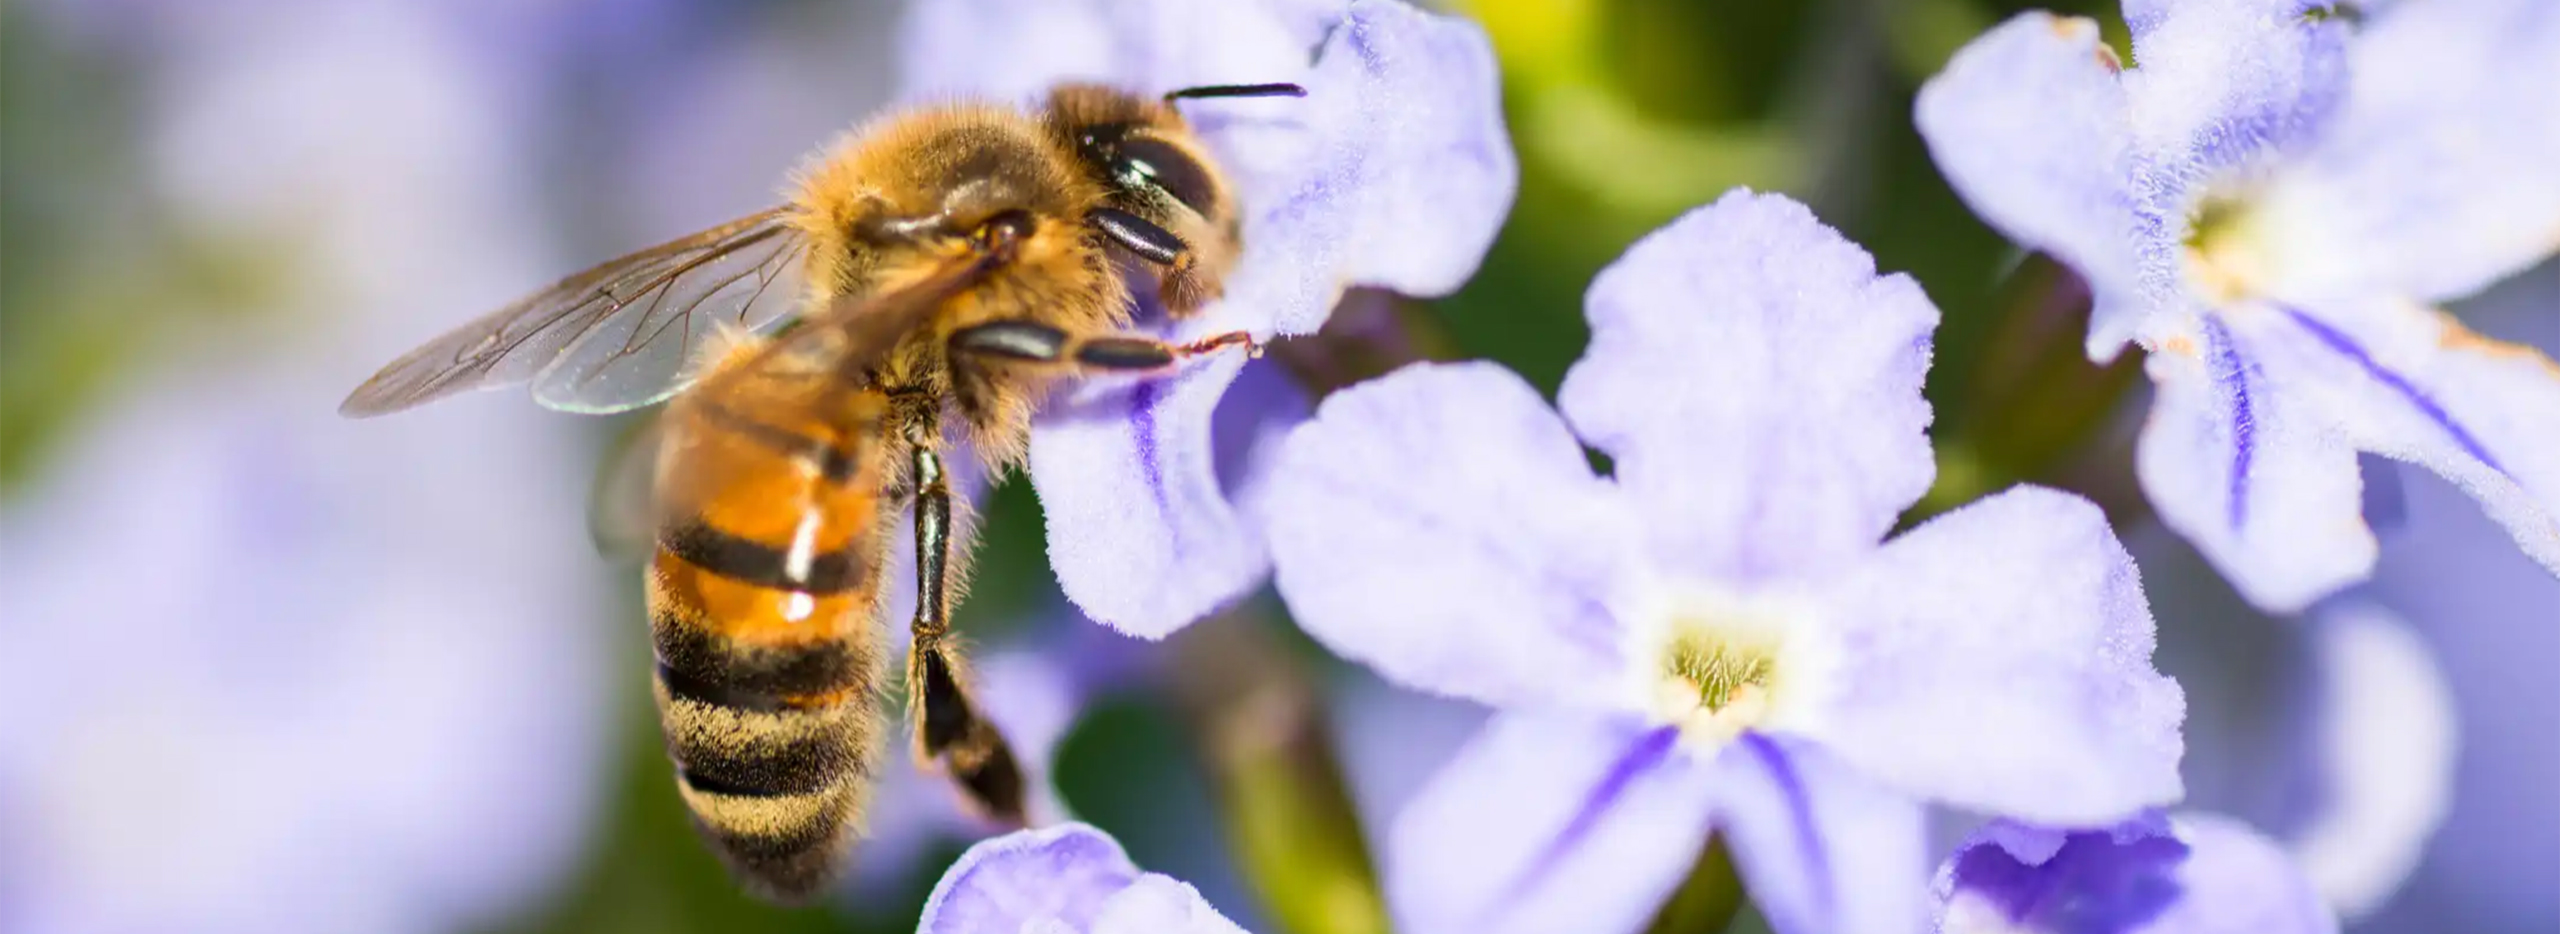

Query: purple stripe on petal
[2274,304,2508,475]
[1740,732,1836,921]
[1129,378,1173,516]
[1495,725,1681,917]
[2204,316,2259,531]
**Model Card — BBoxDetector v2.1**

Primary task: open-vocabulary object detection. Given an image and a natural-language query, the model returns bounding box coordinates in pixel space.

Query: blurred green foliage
[0,4,303,493]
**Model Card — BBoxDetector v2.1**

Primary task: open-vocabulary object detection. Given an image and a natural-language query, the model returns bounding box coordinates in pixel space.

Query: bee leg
[1088,208,1187,266]
[1087,209,1216,315]
[904,438,1029,824]
[949,320,1257,378]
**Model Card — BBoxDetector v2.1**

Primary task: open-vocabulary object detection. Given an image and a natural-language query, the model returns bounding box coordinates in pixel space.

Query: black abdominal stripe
[649,526,885,902]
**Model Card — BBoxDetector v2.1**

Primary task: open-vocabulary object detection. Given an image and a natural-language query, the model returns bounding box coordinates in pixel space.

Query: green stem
[1171,612,1389,934]
[1645,836,1746,934]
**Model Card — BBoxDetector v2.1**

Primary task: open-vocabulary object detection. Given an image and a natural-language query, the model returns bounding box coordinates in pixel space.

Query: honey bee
[340,81,1302,901]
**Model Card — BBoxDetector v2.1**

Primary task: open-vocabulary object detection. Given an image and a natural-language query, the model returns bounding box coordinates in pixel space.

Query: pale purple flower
[2352,262,2560,933]
[0,6,613,931]
[1917,0,2560,613]
[918,823,1252,934]
[901,0,1518,637]
[1263,190,2186,934]
[2267,601,2456,921]
[2134,578,2458,924]
[1329,668,1492,836]
[1935,813,2337,934]
[0,374,610,934]
[2125,264,2560,932]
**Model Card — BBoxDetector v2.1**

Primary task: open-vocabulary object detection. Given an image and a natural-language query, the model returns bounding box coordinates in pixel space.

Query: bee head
[1044,83,1263,314]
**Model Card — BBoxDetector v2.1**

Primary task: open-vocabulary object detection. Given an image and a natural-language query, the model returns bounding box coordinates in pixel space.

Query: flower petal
[1817,486,2186,824]
[2365,397,2560,927]
[1936,813,2337,934]
[994,1,1515,639]
[2115,0,2345,353]
[919,823,1142,934]
[2157,813,2341,934]
[1032,353,1308,638]
[1267,361,1640,707]
[2186,295,2560,607]
[2255,0,2560,305]
[1333,672,1495,835]
[1557,189,1938,584]
[1218,0,1517,336]
[1936,818,2181,934]
[1386,710,1715,934]
[2135,314,2376,612]
[1090,875,1254,934]
[2119,0,2349,173]
[1915,12,2150,356]
[898,0,1121,100]
[2287,600,2457,920]
[1712,735,1928,934]
[911,0,1513,345]
[2133,556,2461,923]
[898,0,1315,102]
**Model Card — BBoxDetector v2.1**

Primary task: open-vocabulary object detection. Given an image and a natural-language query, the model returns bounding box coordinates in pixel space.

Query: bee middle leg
[947,319,1257,378]
[902,429,1028,824]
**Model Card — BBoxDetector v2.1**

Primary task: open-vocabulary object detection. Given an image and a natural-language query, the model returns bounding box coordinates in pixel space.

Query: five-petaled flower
[1935,813,2337,934]
[919,823,1255,934]
[1917,0,2560,613]
[902,0,1518,637]
[1263,190,2186,934]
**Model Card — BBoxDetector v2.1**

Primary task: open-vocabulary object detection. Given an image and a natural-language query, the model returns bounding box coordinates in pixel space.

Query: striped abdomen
[646,388,893,902]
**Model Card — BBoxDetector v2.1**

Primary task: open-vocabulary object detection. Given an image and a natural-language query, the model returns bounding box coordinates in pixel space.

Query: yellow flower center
[1654,626,1780,745]
[1623,584,1833,749]
[2182,193,2274,306]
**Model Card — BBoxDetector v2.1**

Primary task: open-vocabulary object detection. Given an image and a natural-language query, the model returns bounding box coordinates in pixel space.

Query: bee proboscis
[341,80,1303,901]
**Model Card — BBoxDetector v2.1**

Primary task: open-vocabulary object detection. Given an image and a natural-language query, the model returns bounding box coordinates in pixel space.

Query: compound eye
[1117,137,1216,215]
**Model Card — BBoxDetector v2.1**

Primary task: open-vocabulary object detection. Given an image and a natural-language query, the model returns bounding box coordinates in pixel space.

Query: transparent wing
[339,208,810,417]
[586,411,666,564]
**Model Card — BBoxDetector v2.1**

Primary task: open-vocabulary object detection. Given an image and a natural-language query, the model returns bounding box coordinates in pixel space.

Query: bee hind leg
[904,437,1029,824]
[909,638,1027,823]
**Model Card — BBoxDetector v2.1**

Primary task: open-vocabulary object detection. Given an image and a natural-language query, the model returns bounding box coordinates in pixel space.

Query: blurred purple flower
[1935,813,2337,934]
[0,374,609,934]
[918,823,1252,934]
[2132,264,2559,932]
[1917,0,2560,613]
[1264,190,2185,934]
[2123,548,2460,922]
[2353,262,2560,934]
[0,5,614,931]
[902,0,1518,637]
[2275,601,2456,921]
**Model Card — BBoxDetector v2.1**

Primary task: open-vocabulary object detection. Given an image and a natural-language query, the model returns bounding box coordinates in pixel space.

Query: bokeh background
[2,1,2552,933]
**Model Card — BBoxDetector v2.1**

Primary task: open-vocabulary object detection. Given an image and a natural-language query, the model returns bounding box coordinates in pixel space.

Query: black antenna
[1164,82,1307,102]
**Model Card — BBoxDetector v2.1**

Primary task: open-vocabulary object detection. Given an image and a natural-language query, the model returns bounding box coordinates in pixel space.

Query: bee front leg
[1087,208,1220,314]
[903,433,1028,825]
[948,320,1257,379]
